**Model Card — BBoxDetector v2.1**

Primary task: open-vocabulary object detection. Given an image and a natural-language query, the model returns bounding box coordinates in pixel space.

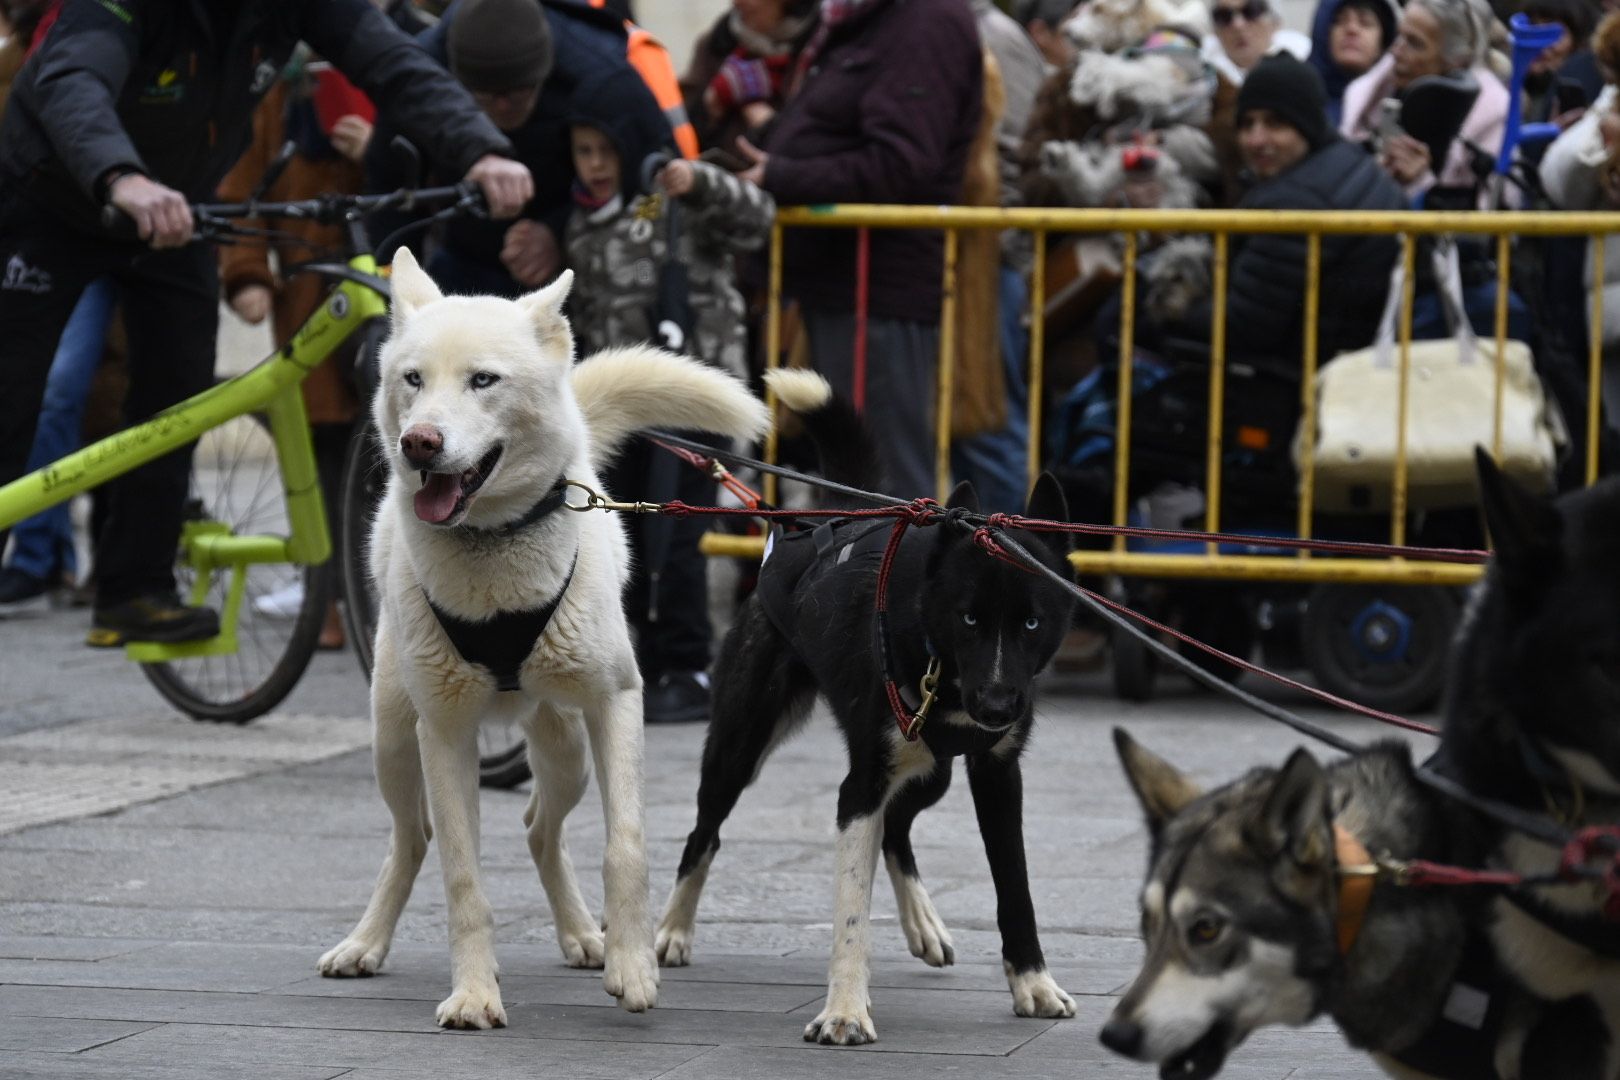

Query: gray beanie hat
[448,0,554,93]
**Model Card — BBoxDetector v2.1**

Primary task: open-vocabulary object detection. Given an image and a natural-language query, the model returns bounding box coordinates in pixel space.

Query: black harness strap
[1387,926,1508,1079]
[427,553,577,692]
[424,480,578,692]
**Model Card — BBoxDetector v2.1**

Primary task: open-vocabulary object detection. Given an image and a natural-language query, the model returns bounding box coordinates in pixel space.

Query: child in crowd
[564,68,775,724]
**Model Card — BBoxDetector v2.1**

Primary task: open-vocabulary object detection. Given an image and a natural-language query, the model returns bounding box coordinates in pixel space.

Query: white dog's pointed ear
[389,248,443,327]
[519,269,574,329]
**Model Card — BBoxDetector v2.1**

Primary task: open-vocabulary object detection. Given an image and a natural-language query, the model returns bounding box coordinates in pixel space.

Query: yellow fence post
[764,220,784,508]
[1591,236,1606,487]
[1206,232,1228,552]
[937,228,959,504]
[1492,234,1510,459]
[1393,234,1415,549]
[1113,233,1138,552]
[1028,230,1047,498]
[1298,233,1320,551]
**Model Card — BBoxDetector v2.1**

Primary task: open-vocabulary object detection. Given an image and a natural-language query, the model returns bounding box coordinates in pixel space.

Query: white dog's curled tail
[762,368,832,414]
[571,344,771,465]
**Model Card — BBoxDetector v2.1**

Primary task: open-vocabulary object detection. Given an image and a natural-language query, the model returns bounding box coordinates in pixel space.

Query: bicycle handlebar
[99,181,486,239]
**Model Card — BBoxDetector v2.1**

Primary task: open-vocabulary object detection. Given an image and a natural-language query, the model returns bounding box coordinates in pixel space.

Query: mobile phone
[1374,98,1404,145]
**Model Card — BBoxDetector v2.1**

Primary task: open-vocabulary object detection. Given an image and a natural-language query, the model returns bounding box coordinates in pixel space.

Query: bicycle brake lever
[456,182,490,219]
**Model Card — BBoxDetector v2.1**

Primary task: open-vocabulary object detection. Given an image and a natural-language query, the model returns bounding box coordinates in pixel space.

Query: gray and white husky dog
[1103,453,1620,1079]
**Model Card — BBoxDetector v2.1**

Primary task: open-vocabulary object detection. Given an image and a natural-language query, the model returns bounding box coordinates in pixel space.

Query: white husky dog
[316,249,770,1030]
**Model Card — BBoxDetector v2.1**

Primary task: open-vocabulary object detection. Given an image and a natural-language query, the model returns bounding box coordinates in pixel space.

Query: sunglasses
[1212,0,1270,27]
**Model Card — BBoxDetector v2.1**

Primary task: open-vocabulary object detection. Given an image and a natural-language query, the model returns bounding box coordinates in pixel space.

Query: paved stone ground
[0,599,1401,1079]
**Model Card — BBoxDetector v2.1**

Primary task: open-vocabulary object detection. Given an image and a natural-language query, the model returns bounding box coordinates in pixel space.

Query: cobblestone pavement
[0,601,1395,1079]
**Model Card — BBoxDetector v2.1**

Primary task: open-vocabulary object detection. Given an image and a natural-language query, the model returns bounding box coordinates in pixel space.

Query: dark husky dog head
[1448,451,1620,802]
[763,367,1077,735]
[1103,730,1341,1079]
[922,477,1077,731]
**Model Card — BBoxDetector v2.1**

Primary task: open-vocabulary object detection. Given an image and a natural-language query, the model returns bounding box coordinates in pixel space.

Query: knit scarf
[708,51,797,113]
[571,178,621,220]
[788,0,876,98]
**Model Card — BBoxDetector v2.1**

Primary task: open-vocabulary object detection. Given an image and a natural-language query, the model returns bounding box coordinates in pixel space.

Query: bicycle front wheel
[142,412,327,723]
[340,423,385,678]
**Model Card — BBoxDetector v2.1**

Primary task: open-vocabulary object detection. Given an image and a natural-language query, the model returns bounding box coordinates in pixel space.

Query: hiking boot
[87,594,220,647]
[644,669,711,724]
[0,567,50,616]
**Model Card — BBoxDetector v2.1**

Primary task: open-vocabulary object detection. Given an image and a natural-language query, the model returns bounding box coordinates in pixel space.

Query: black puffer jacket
[1225,138,1405,360]
[0,0,509,236]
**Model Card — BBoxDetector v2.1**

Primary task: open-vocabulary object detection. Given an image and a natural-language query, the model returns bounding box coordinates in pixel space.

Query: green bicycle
[0,184,474,725]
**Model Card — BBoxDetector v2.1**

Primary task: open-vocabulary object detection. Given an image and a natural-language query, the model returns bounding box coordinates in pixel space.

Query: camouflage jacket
[564,160,774,380]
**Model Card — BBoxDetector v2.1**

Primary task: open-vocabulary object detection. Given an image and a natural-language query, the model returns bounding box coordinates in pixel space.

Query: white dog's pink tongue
[414,473,462,523]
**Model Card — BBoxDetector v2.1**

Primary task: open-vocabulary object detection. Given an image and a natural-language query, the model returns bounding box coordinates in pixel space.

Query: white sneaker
[253,579,305,619]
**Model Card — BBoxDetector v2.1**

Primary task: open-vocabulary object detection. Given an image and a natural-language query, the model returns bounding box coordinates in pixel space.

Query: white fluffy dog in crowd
[1064,0,1210,52]
[316,249,769,1030]
[1039,49,1219,213]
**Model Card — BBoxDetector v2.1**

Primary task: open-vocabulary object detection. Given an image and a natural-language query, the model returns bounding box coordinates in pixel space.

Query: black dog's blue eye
[962,613,977,627]
[1025,617,1040,631]
[470,372,500,390]
[403,370,422,388]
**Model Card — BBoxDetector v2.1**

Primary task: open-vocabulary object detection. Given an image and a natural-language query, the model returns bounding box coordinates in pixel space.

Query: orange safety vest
[587,2,699,158]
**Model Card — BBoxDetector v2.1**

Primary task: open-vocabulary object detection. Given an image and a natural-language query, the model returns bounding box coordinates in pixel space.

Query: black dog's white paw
[1007,965,1076,1018]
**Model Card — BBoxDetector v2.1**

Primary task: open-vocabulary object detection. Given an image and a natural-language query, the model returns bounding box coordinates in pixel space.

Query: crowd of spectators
[1,0,1618,707]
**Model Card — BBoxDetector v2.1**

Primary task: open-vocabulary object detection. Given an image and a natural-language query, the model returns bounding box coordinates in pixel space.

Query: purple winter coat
[762,0,983,324]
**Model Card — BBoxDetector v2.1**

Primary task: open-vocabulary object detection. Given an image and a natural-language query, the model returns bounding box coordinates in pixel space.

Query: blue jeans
[6,278,116,581]
[950,266,1031,514]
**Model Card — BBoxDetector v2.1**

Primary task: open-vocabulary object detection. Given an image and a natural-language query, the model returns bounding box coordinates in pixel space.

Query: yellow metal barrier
[701,204,1620,587]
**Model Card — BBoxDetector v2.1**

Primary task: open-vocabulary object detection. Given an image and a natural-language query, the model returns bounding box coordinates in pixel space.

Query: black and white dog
[654,370,1080,1044]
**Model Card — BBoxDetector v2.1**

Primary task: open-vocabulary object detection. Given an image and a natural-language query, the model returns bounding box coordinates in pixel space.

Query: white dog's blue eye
[470,372,500,390]
[1025,617,1040,631]
[962,613,977,627]
[403,370,422,388]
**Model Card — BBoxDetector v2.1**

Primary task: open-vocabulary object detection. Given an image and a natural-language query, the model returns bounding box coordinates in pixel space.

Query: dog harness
[754,519,1011,759]
[1386,927,1511,1079]
[1336,827,1510,1078]
[424,482,576,693]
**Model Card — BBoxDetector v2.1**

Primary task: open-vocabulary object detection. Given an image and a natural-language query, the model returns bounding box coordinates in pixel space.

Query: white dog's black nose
[400,424,443,467]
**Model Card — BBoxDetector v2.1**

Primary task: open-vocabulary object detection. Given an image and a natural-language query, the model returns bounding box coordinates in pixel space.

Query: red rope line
[873,508,936,740]
[656,495,1488,564]
[1398,827,1620,906]
[649,439,765,509]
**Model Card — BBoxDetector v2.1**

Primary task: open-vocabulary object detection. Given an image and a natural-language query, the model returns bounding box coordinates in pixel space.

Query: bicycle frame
[0,253,390,662]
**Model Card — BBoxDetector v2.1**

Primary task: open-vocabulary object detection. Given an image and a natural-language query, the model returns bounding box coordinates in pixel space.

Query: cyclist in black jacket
[0,0,533,646]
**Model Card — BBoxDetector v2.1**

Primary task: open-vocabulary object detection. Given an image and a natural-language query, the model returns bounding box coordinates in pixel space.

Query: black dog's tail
[762,369,884,495]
